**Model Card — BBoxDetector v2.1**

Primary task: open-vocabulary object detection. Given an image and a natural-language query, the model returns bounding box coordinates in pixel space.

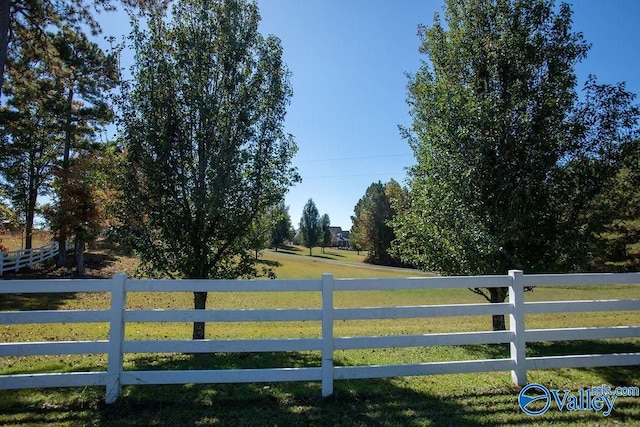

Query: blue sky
[98,0,640,231]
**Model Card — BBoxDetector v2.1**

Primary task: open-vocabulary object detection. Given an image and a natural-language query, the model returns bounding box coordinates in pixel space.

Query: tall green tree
[551,78,639,270]
[269,201,293,251]
[351,181,398,265]
[0,0,154,98]
[391,0,638,330]
[49,27,118,266]
[299,198,320,256]
[247,210,271,260]
[119,0,298,340]
[589,140,640,271]
[319,213,331,254]
[0,40,61,249]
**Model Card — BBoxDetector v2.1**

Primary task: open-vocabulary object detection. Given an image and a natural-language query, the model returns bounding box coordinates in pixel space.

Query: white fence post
[321,273,334,397]
[509,270,526,386]
[106,273,127,404]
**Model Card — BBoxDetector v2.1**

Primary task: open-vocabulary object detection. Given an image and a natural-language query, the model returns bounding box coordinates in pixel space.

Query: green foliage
[269,201,293,250]
[299,199,320,256]
[551,81,640,271]
[48,27,118,266]
[44,143,122,273]
[0,0,157,98]
[118,0,298,337]
[591,141,640,271]
[352,180,403,265]
[0,24,116,256]
[247,211,271,260]
[392,0,639,276]
[319,213,331,253]
[0,39,62,248]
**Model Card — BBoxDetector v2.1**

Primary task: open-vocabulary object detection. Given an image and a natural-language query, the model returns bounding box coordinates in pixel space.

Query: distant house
[328,226,350,248]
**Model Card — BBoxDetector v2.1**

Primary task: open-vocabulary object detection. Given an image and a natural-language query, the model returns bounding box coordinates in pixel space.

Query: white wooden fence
[0,239,71,275]
[0,271,639,404]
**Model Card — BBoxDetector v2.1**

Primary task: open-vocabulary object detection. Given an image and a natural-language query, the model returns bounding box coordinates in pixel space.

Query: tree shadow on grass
[526,339,640,359]
[0,292,78,311]
[100,351,489,425]
[2,348,639,425]
[461,340,640,389]
[274,245,303,254]
[527,339,640,387]
[256,259,282,268]
[0,249,119,280]
[321,250,348,259]
[106,351,640,425]
[0,253,117,310]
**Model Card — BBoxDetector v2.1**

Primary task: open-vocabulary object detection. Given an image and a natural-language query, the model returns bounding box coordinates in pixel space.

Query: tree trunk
[309,247,312,256]
[24,212,33,250]
[75,238,85,275]
[24,191,37,250]
[58,87,74,267]
[492,312,506,331]
[489,287,508,331]
[0,0,10,100]
[57,239,67,267]
[192,291,208,339]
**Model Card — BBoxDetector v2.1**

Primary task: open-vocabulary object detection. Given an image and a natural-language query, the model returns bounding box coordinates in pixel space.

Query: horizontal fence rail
[0,271,638,403]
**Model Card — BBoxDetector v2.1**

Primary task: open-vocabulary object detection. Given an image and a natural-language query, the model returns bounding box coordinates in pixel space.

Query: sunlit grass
[0,230,54,252]
[0,249,638,425]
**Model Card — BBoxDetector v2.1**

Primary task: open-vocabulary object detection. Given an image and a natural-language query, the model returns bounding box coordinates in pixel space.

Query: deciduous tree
[391,0,638,331]
[299,199,320,256]
[45,142,122,273]
[269,201,293,251]
[319,213,331,254]
[119,0,298,340]
[351,181,399,265]
[247,211,271,260]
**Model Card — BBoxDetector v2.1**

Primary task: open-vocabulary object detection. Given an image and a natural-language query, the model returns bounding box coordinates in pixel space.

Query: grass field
[1,231,53,252]
[0,244,639,425]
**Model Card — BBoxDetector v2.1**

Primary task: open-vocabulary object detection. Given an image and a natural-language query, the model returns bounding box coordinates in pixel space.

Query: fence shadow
[527,339,640,358]
[0,292,78,311]
[95,351,481,425]
[0,250,119,279]
[2,349,639,425]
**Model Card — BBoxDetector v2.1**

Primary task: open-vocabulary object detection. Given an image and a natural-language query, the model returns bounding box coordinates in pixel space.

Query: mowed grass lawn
[0,246,639,426]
